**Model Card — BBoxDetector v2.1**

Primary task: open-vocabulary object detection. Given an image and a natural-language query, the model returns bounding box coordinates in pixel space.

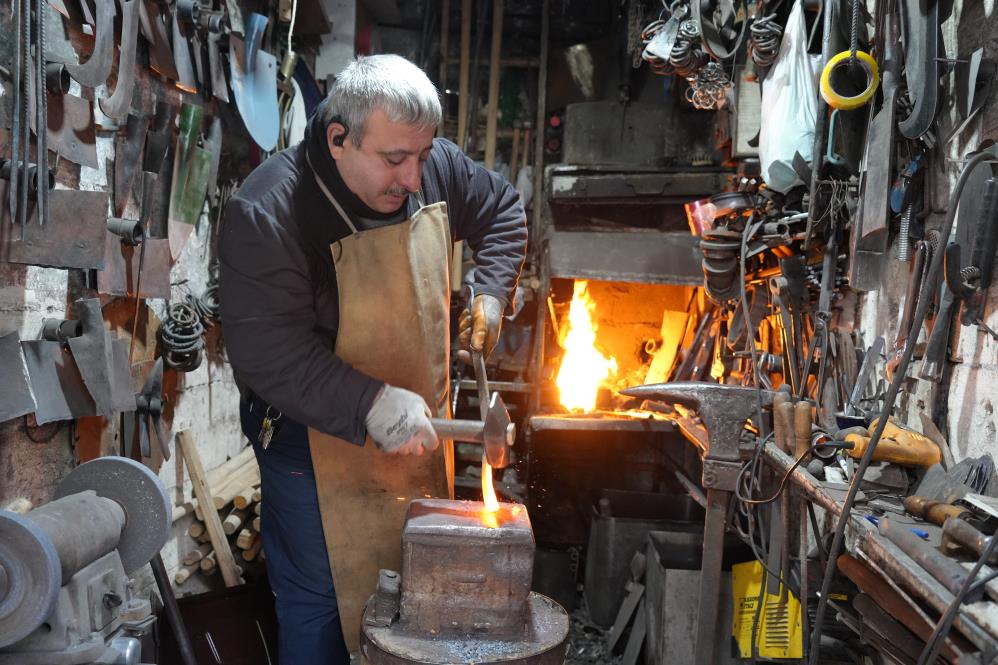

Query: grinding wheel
[55,457,171,574]
[0,512,61,648]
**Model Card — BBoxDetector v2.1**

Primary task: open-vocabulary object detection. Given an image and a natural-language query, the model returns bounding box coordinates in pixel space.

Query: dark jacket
[218,131,527,445]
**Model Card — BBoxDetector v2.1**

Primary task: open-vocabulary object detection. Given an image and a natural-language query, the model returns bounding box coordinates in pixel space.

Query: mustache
[383,186,413,197]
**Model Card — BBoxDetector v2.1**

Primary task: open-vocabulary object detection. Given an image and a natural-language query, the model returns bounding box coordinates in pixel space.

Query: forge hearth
[360,499,569,665]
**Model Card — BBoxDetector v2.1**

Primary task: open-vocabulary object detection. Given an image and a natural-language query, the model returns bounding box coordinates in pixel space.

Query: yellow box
[731,560,804,659]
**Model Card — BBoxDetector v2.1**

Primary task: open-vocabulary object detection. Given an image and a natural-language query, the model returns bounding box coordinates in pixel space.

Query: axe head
[483,392,514,469]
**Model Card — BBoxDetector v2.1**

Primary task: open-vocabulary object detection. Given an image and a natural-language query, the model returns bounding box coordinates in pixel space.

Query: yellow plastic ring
[819,50,880,111]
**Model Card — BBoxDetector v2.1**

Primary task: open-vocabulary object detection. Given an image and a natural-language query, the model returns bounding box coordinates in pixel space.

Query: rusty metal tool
[898,0,945,140]
[66,0,116,87]
[886,239,929,380]
[126,101,173,362]
[462,284,512,468]
[904,496,971,527]
[918,282,957,382]
[98,0,140,122]
[176,0,226,97]
[138,0,180,81]
[942,517,998,564]
[620,381,776,665]
[17,0,31,233]
[135,358,169,460]
[852,6,900,290]
[842,336,884,422]
[9,0,23,228]
[946,173,998,335]
[36,0,49,228]
[171,8,198,92]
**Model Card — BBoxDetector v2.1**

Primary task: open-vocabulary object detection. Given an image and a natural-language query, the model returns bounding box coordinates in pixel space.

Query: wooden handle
[793,401,812,458]
[774,395,794,455]
[177,430,243,588]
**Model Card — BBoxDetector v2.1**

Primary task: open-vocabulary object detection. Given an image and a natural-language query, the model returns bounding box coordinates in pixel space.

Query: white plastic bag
[758,0,822,193]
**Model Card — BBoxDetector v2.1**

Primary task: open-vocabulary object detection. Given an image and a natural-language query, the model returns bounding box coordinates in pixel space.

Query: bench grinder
[0,456,171,664]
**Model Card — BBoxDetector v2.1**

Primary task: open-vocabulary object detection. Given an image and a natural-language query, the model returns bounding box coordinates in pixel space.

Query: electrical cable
[737,441,852,505]
[287,0,299,54]
[916,524,998,664]
[807,151,993,664]
[739,211,775,661]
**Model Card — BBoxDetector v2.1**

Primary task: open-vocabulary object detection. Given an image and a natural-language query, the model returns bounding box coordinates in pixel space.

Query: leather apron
[306,174,455,652]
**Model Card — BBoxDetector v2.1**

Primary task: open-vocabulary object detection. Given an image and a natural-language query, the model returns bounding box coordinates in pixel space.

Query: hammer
[430,393,516,464]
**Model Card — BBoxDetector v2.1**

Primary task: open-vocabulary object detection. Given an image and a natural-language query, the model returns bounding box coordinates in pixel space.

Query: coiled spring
[641,10,709,78]
[686,61,732,110]
[748,14,782,68]
[186,283,220,327]
[160,301,205,372]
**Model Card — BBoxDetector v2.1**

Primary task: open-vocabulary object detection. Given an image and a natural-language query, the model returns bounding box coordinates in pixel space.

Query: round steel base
[55,456,171,574]
[361,592,569,665]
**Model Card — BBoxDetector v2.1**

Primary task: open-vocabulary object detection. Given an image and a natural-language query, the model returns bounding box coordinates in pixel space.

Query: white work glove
[365,385,440,455]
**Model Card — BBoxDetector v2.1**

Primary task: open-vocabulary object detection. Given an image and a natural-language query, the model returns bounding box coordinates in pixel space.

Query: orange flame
[556,281,617,412]
[481,458,500,527]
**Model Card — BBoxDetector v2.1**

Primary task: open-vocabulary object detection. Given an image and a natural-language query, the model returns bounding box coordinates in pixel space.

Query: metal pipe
[149,553,198,665]
[879,519,983,602]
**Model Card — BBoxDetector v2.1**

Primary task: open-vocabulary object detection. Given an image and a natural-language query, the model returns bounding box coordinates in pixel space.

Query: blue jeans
[241,398,350,664]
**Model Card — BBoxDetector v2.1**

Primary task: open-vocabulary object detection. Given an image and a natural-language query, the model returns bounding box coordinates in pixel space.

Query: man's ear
[327,122,348,158]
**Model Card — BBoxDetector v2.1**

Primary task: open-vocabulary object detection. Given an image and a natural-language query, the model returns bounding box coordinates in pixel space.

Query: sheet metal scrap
[0,331,38,422]
[66,299,136,417]
[21,338,97,424]
[99,234,171,299]
[34,91,99,169]
[0,185,107,269]
[98,0,140,122]
[65,0,116,88]
[229,13,279,151]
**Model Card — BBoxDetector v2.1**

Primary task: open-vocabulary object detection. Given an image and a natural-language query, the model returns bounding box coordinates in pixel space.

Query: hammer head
[484,393,514,468]
[620,381,775,457]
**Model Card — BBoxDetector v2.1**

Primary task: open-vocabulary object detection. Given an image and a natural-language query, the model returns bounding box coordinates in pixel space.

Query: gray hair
[321,54,441,146]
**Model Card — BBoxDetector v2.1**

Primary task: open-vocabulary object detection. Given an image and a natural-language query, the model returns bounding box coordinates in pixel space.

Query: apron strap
[306,147,359,234]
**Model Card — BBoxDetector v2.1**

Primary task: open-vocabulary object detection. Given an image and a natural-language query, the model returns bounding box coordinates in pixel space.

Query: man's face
[327,108,435,214]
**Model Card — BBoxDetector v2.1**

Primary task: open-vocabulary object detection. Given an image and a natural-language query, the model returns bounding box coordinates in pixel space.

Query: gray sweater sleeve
[431,139,527,309]
[218,197,383,445]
